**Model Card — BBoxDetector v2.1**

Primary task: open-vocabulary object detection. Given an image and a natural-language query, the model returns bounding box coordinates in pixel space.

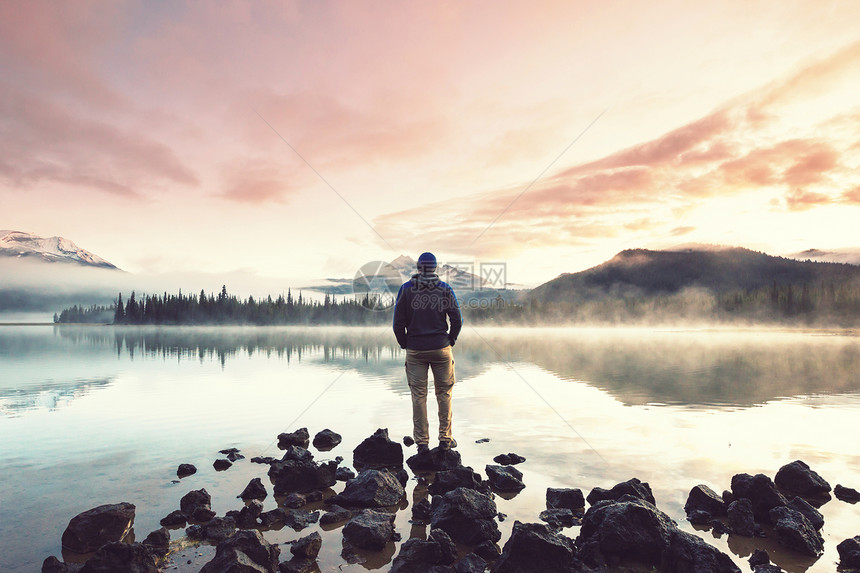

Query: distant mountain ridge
[0,230,118,269]
[529,246,860,304]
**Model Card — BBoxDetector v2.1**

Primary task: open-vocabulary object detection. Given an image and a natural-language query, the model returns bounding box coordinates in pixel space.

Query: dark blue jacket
[393,273,462,350]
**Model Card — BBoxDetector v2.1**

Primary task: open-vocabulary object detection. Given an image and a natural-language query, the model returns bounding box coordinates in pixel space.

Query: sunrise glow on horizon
[2,1,860,288]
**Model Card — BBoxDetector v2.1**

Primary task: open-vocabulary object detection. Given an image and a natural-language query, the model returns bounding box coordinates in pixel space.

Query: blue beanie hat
[417,252,437,273]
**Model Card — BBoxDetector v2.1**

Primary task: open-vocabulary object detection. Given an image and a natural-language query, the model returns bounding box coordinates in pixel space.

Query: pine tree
[114,293,125,324]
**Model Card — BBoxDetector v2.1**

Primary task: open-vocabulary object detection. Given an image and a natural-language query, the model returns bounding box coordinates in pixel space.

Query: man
[393,252,462,454]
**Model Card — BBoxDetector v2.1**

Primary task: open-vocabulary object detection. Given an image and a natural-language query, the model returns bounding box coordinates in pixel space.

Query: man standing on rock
[393,252,462,454]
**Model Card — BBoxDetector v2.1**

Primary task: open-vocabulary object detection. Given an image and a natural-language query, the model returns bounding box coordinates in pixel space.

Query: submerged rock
[407,446,463,472]
[284,509,320,531]
[313,429,342,451]
[485,464,525,492]
[278,427,311,450]
[730,473,787,523]
[577,496,674,565]
[142,527,170,557]
[320,505,353,526]
[180,488,212,518]
[213,458,232,471]
[336,466,356,481]
[389,529,457,573]
[787,496,824,531]
[493,453,526,466]
[78,542,159,573]
[342,509,397,550]
[768,506,824,557]
[41,556,68,573]
[431,487,501,545]
[199,529,280,573]
[684,484,727,518]
[837,536,860,569]
[238,477,268,501]
[727,498,756,537]
[586,478,655,506]
[662,530,740,573]
[546,488,585,511]
[428,467,485,496]
[330,469,405,508]
[539,508,581,529]
[490,521,581,573]
[61,502,136,553]
[159,510,186,528]
[268,459,338,495]
[774,460,831,497]
[353,428,403,471]
[291,531,323,559]
[177,463,197,478]
[835,484,860,503]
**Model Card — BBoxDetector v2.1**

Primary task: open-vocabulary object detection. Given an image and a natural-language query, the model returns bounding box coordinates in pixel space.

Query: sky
[2,0,860,290]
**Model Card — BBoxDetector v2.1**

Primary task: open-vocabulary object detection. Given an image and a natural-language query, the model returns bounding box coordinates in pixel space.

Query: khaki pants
[406,346,455,446]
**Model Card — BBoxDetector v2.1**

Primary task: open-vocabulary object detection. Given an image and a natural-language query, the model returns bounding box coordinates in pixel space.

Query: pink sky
[2,0,859,288]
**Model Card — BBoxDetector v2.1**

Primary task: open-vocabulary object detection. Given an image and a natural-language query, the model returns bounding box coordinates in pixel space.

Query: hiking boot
[439,439,457,450]
[417,444,430,454]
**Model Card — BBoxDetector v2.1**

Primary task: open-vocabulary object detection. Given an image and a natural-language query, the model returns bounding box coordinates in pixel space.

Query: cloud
[218,161,300,204]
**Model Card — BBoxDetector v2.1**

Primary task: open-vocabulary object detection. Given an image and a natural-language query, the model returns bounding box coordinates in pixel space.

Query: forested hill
[529,247,860,304]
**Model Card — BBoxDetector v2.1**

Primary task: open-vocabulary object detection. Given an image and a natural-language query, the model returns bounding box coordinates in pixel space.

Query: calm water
[1,325,859,572]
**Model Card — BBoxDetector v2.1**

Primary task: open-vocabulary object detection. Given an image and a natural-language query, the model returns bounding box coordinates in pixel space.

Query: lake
[1,325,859,572]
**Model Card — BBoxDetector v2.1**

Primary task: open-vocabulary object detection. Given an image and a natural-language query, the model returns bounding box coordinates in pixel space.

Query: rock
[312,429,342,450]
[282,445,314,463]
[353,428,403,471]
[78,542,159,573]
[412,498,432,523]
[661,530,741,573]
[684,484,726,517]
[343,509,397,550]
[454,553,487,573]
[730,473,788,523]
[485,464,525,492]
[200,529,280,573]
[284,510,320,531]
[687,510,711,525]
[586,478,656,506]
[774,460,831,497]
[41,556,68,573]
[546,488,585,511]
[239,477,269,501]
[279,558,321,573]
[787,496,824,531]
[708,519,731,538]
[226,451,245,462]
[752,565,784,573]
[407,447,463,472]
[431,487,501,545]
[191,506,217,522]
[268,459,338,494]
[497,512,507,522]
[835,484,860,503]
[727,498,756,536]
[291,531,323,559]
[213,458,233,471]
[142,527,170,557]
[490,521,581,573]
[336,466,356,481]
[476,438,490,444]
[160,509,187,528]
[228,500,264,528]
[278,427,311,449]
[198,516,238,543]
[320,505,353,526]
[403,436,415,447]
[282,493,308,509]
[330,469,406,507]
[177,463,197,478]
[474,540,502,561]
[837,536,860,569]
[539,508,581,528]
[394,467,410,487]
[429,467,485,496]
[768,506,824,557]
[722,490,734,505]
[749,549,771,567]
[389,529,457,573]
[577,496,674,565]
[252,456,278,465]
[493,453,526,465]
[61,502,136,553]
[180,488,212,517]
[259,508,288,529]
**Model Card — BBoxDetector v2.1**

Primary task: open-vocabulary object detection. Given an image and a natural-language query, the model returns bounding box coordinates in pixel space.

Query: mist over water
[1,325,858,572]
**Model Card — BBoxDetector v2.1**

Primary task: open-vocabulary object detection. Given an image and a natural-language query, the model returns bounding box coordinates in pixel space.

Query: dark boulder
[320,505,353,526]
[291,531,323,559]
[330,469,405,508]
[336,466,356,481]
[196,516,237,543]
[546,488,585,511]
[787,496,824,531]
[730,473,787,523]
[41,556,68,573]
[407,447,463,472]
[239,477,268,501]
[490,521,582,573]
[353,428,403,471]
[278,427,310,450]
[684,484,726,517]
[279,558,321,573]
[389,529,457,573]
[142,527,170,557]
[342,509,397,550]
[61,502,136,553]
[429,467,485,496]
[223,449,245,462]
[268,459,338,495]
[727,498,756,537]
[474,540,502,561]
[835,484,860,503]
[412,498,432,523]
[661,530,741,573]
[837,536,860,569]
[284,510,320,532]
[281,445,314,463]
[768,506,824,557]
[191,506,217,522]
[213,458,233,471]
[313,429,342,451]
[485,464,525,492]
[493,453,526,466]
[177,463,197,478]
[282,493,308,509]
[200,529,280,573]
[687,510,711,525]
[749,549,770,567]
[431,487,501,545]
[228,500,264,528]
[586,478,655,506]
[259,508,288,529]
[78,542,159,573]
[160,510,186,528]
[252,456,278,465]
[774,460,831,497]
[538,509,581,529]
[180,488,212,517]
[577,496,674,565]
[403,436,415,446]
[454,553,487,573]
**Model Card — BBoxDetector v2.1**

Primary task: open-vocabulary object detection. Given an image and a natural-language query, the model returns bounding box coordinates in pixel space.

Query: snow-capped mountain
[0,230,118,269]
[388,255,489,290]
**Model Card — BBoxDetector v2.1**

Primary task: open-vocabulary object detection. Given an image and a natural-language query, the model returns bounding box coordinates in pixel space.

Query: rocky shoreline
[43,427,860,572]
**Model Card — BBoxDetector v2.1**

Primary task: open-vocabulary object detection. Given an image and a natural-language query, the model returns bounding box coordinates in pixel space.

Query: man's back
[393,273,461,350]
